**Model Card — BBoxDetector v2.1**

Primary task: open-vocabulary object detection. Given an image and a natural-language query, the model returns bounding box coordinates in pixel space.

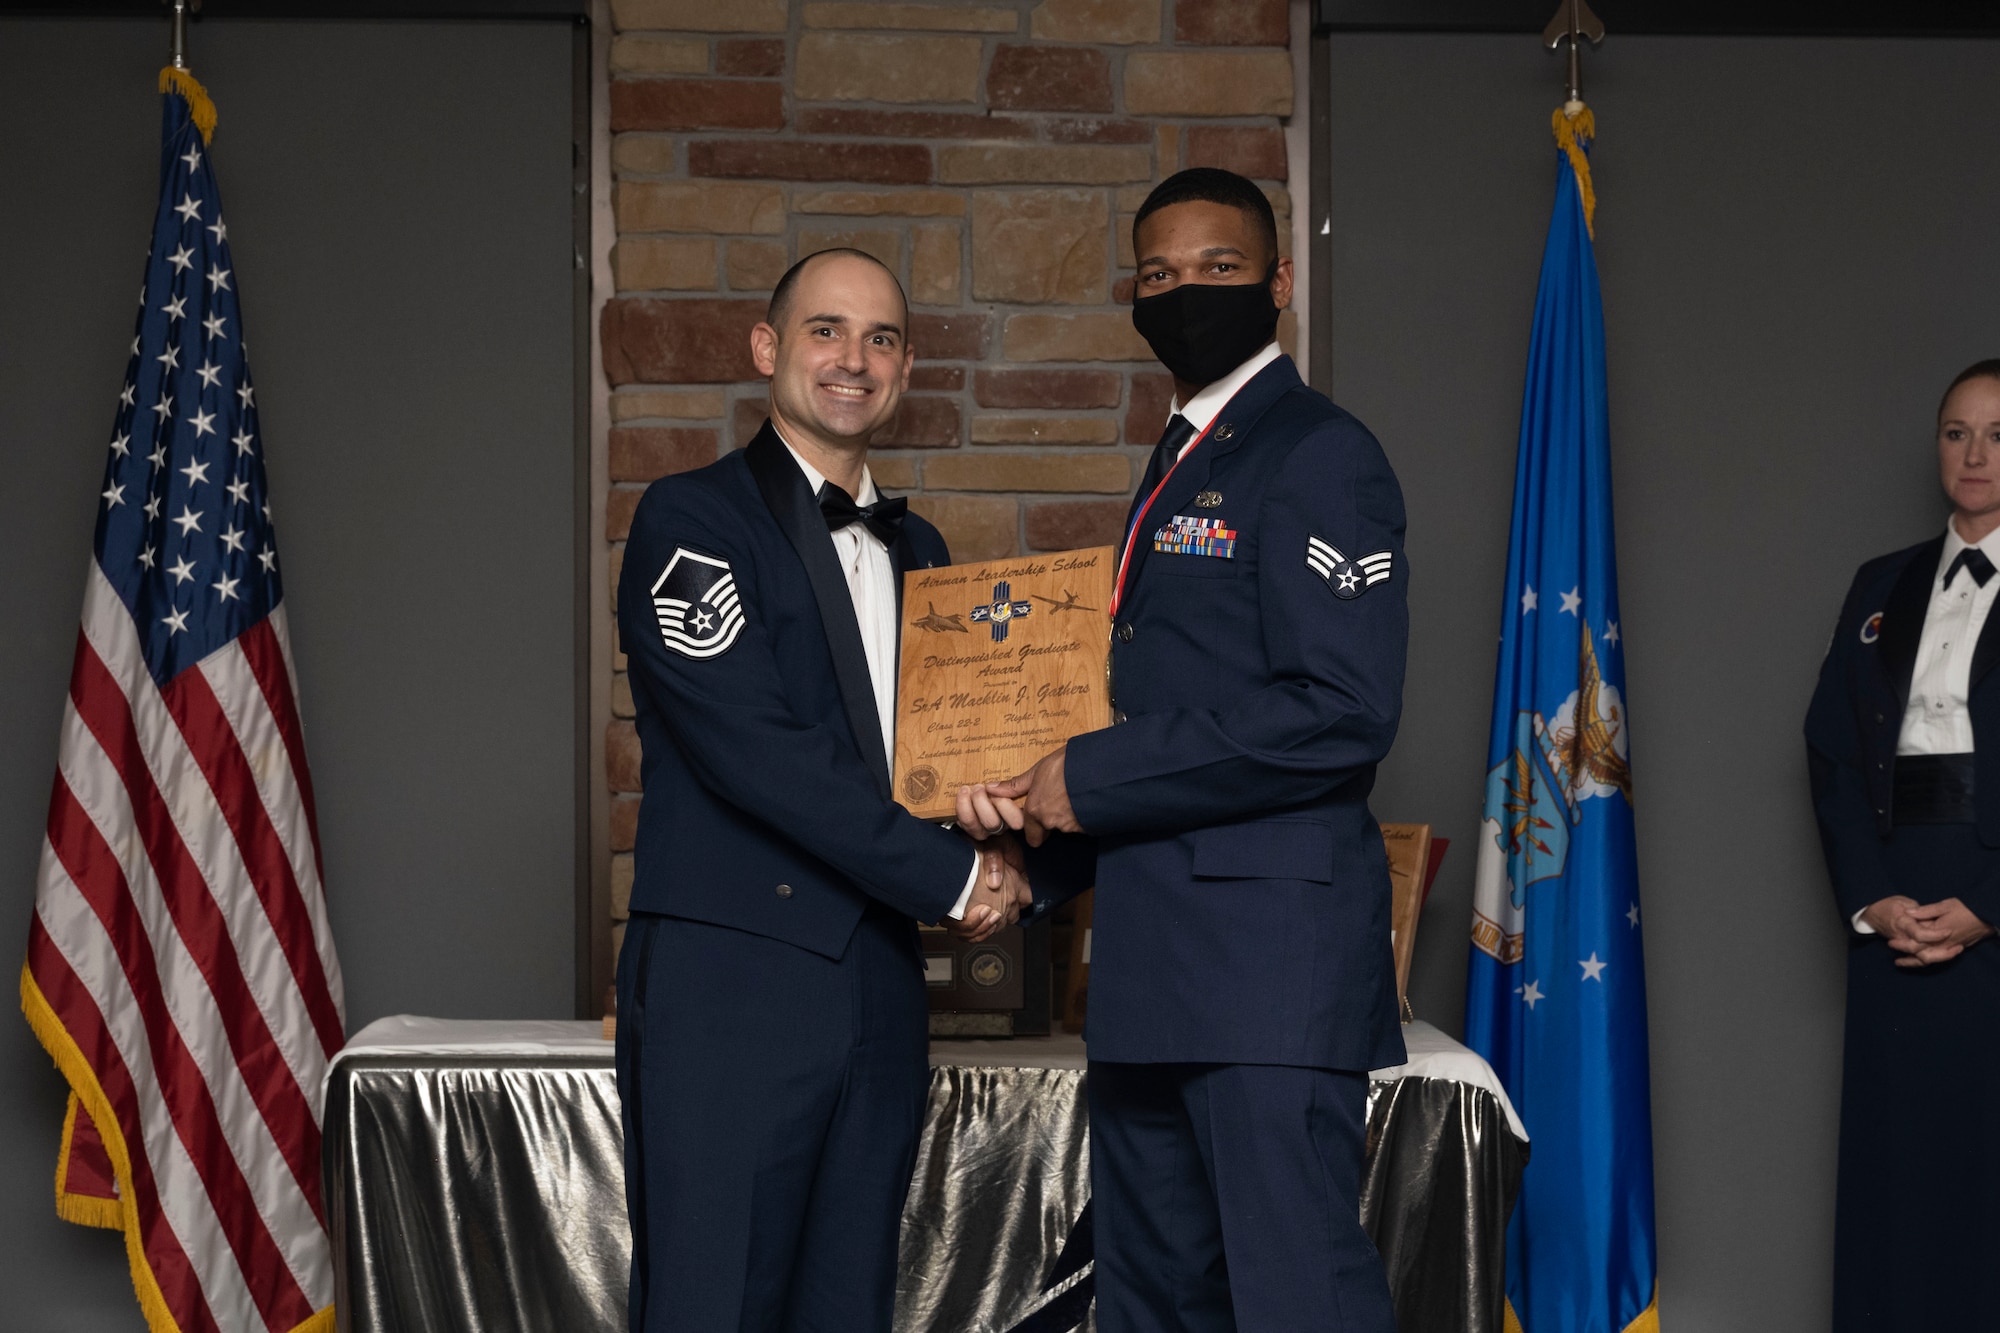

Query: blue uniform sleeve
[618,482,974,923]
[1803,573,1897,925]
[1021,832,1097,922]
[1065,417,1408,836]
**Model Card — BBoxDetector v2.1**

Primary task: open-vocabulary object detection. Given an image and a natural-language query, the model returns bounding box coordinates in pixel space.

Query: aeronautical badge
[1305,535,1391,600]
[651,547,745,659]
[1860,612,1882,644]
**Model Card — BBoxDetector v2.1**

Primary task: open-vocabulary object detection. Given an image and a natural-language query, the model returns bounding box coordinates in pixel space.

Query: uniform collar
[1171,341,1284,436]
[775,428,879,507]
[1939,517,2000,587]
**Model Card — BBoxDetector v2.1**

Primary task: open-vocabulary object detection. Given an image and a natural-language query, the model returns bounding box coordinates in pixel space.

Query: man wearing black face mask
[956,167,1408,1331]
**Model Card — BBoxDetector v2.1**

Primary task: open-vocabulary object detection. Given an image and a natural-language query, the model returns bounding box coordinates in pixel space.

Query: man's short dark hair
[1132,167,1279,268]
[1941,359,2000,420]
[766,247,909,332]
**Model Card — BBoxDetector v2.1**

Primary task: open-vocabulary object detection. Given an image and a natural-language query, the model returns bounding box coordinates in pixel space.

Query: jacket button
[1117,622,1134,642]
[775,883,793,898]
[1113,709,1128,724]
[1875,713,1885,723]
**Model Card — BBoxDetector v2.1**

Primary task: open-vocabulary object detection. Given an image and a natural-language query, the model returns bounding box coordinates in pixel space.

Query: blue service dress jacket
[1806,533,2000,925]
[1047,354,1411,1073]
[615,424,971,956]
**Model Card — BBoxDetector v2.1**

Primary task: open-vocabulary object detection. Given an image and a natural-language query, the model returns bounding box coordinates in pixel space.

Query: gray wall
[2,18,577,1325]
[1332,33,2000,1331]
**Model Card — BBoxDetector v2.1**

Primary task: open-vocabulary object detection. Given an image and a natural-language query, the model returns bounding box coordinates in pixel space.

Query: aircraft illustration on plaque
[1031,588,1099,615]
[910,602,970,634]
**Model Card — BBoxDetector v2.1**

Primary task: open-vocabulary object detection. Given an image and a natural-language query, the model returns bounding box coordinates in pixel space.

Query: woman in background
[1806,360,2000,1331]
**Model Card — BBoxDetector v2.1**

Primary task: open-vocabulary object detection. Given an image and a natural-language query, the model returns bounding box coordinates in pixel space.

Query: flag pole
[166,0,200,72]
[1542,0,1605,116]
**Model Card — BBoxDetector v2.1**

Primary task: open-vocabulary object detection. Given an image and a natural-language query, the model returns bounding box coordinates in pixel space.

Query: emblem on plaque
[967,947,1011,990]
[969,580,1035,643]
[903,764,940,805]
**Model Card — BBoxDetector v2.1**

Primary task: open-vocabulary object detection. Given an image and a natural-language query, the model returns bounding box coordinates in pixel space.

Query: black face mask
[1130,267,1281,387]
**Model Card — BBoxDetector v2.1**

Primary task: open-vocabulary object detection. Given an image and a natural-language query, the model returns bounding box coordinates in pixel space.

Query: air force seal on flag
[1305,535,1392,600]
[652,547,745,659]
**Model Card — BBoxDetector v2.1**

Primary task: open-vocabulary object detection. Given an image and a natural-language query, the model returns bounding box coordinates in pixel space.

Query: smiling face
[751,252,912,454]
[1939,375,2000,540]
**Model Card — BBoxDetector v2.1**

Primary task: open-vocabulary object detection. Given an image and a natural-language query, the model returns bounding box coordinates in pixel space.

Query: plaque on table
[919,917,1053,1037]
[894,547,1116,820]
[919,924,1026,1011]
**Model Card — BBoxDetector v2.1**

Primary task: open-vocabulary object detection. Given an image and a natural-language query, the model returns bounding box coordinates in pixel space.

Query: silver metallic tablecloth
[325,1019,1525,1333]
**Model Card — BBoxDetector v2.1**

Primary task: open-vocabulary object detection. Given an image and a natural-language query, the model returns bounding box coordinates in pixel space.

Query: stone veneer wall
[602,0,1298,962]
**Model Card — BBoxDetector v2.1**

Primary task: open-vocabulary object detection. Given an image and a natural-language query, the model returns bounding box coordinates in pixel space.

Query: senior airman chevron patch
[1306,535,1392,601]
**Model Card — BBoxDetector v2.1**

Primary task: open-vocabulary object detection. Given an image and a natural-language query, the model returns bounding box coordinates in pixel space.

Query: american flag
[22,70,343,1333]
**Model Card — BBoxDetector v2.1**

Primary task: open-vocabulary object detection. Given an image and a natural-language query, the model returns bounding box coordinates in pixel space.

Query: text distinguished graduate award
[894,547,1114,819]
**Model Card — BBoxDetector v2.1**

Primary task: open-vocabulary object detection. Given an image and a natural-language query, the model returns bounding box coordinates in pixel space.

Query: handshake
[941,748,1085,943]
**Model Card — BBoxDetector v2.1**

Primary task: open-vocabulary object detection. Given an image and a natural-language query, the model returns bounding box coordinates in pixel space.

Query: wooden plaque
[893,546,1115,820]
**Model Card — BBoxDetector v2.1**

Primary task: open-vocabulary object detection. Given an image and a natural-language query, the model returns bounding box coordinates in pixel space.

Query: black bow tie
[1947,546,1996,590]
[818,482,907,547]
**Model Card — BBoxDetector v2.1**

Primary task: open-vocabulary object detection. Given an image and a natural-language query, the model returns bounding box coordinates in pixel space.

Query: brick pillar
[601,0,1297,939]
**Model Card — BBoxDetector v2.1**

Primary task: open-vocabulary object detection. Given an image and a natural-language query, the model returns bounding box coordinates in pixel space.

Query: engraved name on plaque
[893,546,1115,820]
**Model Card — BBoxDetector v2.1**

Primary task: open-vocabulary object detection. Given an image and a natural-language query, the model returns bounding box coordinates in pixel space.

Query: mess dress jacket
[1806,533,2000,919]
[616,425,969,955]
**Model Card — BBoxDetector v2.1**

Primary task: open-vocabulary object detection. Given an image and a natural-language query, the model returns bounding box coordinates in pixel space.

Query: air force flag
[1463,107,1659,1333]
[652,547,744,659]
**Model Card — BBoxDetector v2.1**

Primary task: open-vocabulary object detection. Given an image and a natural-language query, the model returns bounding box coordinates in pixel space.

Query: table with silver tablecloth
[323,1017,1526,1333]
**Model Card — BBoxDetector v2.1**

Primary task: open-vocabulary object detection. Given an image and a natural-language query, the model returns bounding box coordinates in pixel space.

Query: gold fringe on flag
[1623,1288,1662,1333]
[54,1093,123,1230]
[24,964,182,1333]
[1503,1284,1659,1333]
[158,66,217,143]
[1551,103,1598,238]
[24,964,334,1332]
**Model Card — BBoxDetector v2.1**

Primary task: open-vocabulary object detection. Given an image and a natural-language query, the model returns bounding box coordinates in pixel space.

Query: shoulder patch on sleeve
[1305,535,1392,600]
[652,547,745,658]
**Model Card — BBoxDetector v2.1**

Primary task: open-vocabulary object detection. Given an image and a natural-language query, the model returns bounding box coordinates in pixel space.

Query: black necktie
[1140,415,1197,496]
[818,482,907,547]
[1946,547,1996,589]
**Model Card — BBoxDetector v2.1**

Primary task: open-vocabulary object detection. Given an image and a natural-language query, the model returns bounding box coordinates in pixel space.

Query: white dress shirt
[1855,521,2000,934]
[778,436,980,919]
[1166,341,1284,454]
[1897,522,2000,756]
